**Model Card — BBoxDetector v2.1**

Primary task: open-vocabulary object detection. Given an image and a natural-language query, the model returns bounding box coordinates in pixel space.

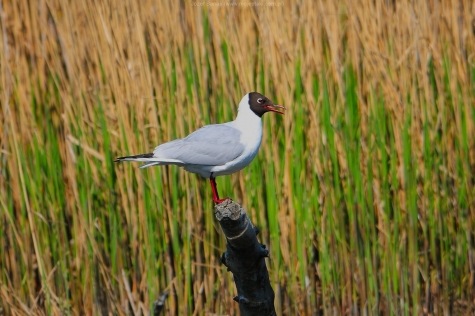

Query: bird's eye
[257,98,264,104]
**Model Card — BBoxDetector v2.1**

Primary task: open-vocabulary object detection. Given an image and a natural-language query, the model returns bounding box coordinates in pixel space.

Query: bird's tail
[114,153,183,169]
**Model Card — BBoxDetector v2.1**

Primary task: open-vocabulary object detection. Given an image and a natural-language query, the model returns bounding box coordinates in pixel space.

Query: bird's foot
[213,197,231,204]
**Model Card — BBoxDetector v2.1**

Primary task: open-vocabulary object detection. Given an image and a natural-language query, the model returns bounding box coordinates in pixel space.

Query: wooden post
[214,199,276,316]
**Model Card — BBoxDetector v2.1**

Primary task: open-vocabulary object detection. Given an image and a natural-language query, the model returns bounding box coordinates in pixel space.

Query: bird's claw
[213,197,231,204]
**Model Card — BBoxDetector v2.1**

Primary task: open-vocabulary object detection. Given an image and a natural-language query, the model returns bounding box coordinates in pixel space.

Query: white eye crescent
[257,98,264,104]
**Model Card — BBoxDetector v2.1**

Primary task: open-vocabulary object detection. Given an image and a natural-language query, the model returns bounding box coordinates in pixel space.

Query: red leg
[209,176,229,204]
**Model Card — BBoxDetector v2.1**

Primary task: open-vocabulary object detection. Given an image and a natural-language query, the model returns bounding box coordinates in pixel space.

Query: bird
[115,92,285,203]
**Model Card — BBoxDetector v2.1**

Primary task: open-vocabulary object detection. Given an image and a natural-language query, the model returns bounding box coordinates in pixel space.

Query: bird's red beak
[264,104,285,115]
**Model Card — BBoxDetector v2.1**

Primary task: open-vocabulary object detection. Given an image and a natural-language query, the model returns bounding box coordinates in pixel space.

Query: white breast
[210,96,264,176]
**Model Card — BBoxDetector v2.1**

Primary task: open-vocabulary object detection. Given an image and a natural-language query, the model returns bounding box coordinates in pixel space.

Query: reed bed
[1,0,474,314]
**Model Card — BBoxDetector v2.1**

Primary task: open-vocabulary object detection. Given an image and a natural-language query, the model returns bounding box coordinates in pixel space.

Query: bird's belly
[211,138,261,176]
[182,144,259,178]
[183,164,214,178]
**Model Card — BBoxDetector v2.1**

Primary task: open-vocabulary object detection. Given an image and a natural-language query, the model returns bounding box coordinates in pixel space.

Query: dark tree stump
[214,199,276,316]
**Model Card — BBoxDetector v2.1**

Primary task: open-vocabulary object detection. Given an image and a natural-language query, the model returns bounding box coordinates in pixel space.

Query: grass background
[1,0,475,314]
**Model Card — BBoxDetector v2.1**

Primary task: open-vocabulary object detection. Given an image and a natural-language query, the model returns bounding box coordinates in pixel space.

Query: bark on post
[214,199,276,316]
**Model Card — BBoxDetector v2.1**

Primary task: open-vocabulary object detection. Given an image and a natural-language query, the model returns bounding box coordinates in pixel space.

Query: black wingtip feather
[114,153,154,162]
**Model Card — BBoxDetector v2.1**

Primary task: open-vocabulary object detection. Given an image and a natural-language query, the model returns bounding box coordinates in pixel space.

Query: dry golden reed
[1,0,474,314]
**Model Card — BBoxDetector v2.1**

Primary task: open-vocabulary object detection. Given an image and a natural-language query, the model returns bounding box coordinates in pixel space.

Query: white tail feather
[118,157,184,169]
[139,162,161,169]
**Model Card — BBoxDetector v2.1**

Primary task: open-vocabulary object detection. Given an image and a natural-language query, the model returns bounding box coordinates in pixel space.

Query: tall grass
[1,0,474,314]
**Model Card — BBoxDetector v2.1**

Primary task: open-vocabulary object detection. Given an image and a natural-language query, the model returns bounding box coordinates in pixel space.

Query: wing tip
[114,153,154,163]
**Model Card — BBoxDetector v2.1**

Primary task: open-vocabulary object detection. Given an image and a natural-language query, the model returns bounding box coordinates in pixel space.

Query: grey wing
[153,124,245,166]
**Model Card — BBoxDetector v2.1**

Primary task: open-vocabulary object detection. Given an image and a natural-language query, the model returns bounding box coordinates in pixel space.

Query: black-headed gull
[115,92,285,203]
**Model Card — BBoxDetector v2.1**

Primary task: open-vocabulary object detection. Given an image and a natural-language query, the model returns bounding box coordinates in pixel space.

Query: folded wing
[153,124,245,166]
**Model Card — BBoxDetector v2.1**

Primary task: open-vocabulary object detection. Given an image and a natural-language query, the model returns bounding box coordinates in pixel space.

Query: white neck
[235,94,262,127]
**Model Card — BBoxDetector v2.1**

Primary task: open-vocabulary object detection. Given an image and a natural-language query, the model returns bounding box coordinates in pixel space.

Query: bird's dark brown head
[248,92,285,117]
